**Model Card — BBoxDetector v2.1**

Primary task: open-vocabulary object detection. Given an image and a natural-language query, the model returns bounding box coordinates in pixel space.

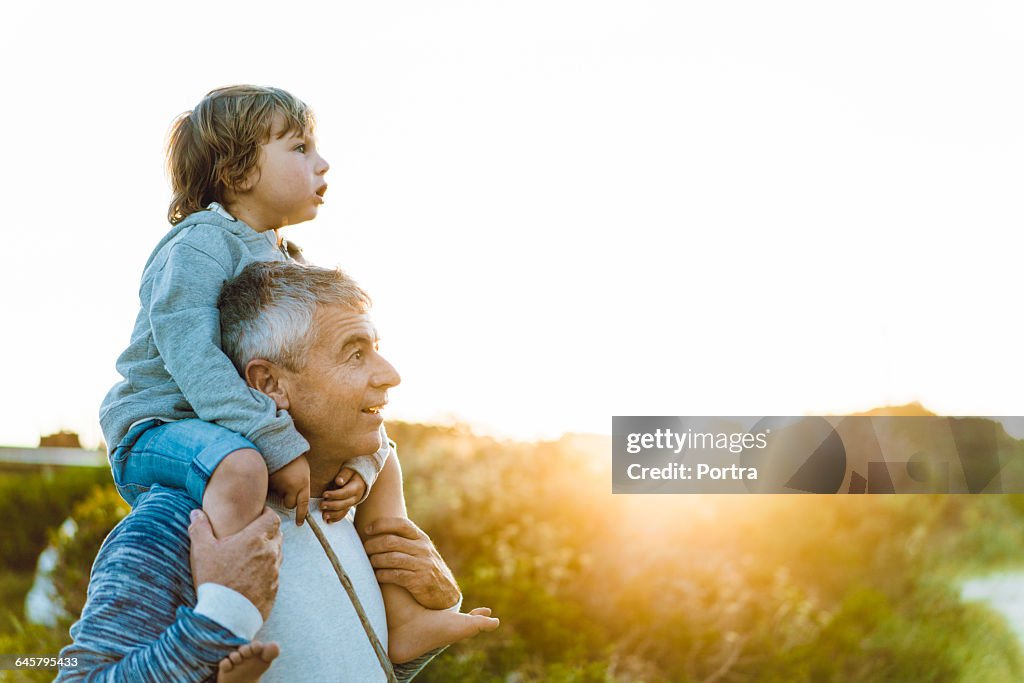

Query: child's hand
[321,467,366,524]
[268,455,311,526]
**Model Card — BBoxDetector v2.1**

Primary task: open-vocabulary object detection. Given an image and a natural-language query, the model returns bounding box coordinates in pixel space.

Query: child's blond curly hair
[166,85,315,224]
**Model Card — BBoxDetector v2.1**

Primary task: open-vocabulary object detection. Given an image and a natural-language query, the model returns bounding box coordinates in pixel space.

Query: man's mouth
[363,404,384,415]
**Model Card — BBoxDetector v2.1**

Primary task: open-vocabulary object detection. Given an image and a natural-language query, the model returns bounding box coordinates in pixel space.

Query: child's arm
[351,446,405,523]
[319,466,366,524]
[268,455,311,525]
[345,424,391,500]
[149,234,308,474]
[320,425,391,523]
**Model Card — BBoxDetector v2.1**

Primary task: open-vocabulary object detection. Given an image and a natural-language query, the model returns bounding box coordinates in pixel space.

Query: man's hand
[362,517,461,610]
[189,508,283,620]
[268,454,311,525]
[321,467,366,524]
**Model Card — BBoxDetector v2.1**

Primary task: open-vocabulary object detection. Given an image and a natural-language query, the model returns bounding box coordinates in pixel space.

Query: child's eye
[295,144,306,153]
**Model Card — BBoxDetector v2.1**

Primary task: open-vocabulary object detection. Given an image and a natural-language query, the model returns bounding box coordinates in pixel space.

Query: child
[100,85,497,681]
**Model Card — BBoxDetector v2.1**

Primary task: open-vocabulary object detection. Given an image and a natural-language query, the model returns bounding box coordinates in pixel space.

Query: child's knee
[203,448,268,536]
[210,448,268,494]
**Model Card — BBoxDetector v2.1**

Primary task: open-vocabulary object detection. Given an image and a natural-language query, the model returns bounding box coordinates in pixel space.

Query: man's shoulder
[87,487,197,610]
[103,486,194,555]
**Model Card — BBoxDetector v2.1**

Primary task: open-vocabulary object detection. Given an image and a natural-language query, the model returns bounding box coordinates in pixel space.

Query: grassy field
[3,423,1024,681]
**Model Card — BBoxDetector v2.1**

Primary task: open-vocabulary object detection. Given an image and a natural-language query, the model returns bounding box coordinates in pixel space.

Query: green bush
[392,425,1024,681]
[50,486,129,622]
[4,425,1024,681]
[0,616,68,683]
[0,468,111,573]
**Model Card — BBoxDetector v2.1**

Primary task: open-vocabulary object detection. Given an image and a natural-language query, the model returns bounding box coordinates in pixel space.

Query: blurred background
[5,422,1024,681]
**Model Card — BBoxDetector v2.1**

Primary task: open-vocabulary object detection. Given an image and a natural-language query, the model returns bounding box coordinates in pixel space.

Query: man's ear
[245,359,291,411]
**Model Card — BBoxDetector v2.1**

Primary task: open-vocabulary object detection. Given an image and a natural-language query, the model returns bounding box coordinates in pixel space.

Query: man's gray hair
[219,261,372,373]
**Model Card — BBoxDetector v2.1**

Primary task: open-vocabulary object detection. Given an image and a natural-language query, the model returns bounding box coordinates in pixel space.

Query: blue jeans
[109,418,257,507]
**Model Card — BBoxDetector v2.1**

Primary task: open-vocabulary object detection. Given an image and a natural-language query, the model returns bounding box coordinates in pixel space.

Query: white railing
[0,447,106,467]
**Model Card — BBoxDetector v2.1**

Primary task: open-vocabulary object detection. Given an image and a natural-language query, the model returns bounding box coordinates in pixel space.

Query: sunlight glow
[3,1,1023,448]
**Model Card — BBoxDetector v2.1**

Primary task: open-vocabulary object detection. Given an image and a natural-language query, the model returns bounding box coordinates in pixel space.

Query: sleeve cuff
[194,583,263,640]
[251,413,310,473]
[445,593,463,612]
[378,424,393,466]
[345,455,380,505]
[349,427,392,505]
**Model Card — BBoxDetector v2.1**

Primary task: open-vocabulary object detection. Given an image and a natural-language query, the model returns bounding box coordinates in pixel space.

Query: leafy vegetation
[0,467,109,573]
[3,423,1024,681]
[0,465,110,682]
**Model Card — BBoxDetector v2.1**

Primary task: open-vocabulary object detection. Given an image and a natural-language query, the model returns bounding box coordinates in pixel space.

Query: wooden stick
[306,514,397,683]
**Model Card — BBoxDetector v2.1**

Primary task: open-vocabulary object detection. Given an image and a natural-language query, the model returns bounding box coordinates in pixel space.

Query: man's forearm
[58,606,246,683]
[57,489,249,682]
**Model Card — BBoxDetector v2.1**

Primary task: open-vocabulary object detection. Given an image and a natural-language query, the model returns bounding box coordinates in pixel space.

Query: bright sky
[2,1,1023,448]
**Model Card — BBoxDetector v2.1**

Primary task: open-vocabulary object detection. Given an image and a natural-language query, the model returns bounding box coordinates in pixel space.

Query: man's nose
[372,355,401,389]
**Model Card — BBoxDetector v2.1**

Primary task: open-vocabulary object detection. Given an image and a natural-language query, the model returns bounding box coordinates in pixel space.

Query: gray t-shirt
[259,498,389,681]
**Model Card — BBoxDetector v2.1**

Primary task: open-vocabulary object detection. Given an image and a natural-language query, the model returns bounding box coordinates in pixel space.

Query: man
[59,262,479,682]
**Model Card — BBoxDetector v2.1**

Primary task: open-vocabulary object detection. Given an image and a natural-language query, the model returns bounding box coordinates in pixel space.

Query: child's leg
[355,453,499,664]
[111,420,267,538]
[203,448,268,537]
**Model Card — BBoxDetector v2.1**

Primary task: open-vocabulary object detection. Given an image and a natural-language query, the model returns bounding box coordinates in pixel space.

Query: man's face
[284,304,400,457]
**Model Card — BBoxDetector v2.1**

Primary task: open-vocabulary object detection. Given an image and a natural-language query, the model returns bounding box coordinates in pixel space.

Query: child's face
[233,115,330,231]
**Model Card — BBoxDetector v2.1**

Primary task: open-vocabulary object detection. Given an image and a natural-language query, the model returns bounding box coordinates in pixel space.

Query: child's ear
[245,359,290,410]
[233,174,256,193]
[221,169,256,201]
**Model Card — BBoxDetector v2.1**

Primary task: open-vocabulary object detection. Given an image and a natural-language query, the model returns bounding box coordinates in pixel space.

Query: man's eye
[351,350,363,361]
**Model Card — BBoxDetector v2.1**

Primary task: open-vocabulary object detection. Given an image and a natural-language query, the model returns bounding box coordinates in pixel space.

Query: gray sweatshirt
[99,207,382,486]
